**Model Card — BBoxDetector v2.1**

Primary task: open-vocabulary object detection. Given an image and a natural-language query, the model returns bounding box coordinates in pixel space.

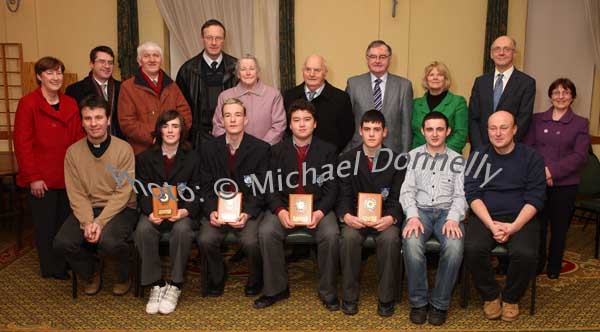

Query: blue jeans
[403,208,464,310]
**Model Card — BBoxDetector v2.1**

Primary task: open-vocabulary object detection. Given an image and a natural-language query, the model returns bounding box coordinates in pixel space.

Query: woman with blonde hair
[411,61,467,153]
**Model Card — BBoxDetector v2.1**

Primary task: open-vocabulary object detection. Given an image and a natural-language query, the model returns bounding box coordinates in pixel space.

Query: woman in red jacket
[14,57,84,279]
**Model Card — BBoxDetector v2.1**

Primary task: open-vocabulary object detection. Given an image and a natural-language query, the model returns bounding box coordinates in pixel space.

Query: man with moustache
[66,46,124,139]
[283,55,354,152]
[464,110,545,322]
[176,19,238,148]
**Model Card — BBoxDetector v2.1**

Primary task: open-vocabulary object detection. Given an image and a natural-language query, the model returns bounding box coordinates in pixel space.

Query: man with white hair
[118,41,193,155]
[283,54,354,153]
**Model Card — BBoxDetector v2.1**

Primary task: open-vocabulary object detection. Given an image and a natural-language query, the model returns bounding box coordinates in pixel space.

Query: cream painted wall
[295,0,487,99]
[508,0,528,69]
[0,0,118,80]
[137,0,169,74]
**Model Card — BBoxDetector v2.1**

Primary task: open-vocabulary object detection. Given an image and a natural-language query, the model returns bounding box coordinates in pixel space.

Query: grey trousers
[134,215,199,286]
[340,224,400,303]
[53,208,137,282]
[258,211,340,301]
[197,215,262,287]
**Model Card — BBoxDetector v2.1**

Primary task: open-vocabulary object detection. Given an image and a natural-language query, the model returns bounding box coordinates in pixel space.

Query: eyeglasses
[95,59,114,66]
[204,36,224,42]
[551,90,572,97]
[367,54,390,61]
[491,47,515,53]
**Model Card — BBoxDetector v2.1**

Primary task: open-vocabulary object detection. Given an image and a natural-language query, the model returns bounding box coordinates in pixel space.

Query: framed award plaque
[357,192,382,223]
[218,192,242,223]
[289,194,313,226]
[152,186,178,219]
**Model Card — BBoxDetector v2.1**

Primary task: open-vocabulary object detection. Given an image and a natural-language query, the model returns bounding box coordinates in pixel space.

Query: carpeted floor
[0,224,599,332]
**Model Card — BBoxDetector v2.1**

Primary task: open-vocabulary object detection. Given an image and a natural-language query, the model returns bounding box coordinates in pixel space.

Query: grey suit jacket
[345,72,413,153]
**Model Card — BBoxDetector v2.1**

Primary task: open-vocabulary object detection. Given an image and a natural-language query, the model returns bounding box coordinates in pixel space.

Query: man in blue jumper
[464,110,545,322]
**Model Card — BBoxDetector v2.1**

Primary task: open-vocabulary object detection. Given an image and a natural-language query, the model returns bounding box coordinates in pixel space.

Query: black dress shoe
[428,306,448,326]
[322,297,340,311]
[253,288,290,309]
[377,300,395,317]
[410,304,428,324]
[207,279,225,297]
[547,272,559,279]
[244,282,262,296]
[341,300,358,315]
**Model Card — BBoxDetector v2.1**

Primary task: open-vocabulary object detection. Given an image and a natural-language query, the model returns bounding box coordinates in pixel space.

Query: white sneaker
[146,285,167,314]
[158,284,181,315]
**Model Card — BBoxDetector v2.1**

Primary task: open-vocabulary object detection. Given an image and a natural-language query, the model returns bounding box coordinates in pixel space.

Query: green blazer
[411,91,468,153]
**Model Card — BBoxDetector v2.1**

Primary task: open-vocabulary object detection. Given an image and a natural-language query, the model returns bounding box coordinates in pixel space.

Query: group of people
[13,18,590,326]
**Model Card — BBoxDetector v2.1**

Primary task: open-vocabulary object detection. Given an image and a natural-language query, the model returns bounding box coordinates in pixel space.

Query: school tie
[493,73,504,111]
[373,78,382,111]
[211,61,218,70]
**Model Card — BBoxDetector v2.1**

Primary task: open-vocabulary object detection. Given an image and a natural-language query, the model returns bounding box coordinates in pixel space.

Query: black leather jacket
[175,51,238,147]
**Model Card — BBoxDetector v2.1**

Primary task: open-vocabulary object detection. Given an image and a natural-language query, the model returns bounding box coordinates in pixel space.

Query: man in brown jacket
[54,95,138,296]
[118,41,193,155]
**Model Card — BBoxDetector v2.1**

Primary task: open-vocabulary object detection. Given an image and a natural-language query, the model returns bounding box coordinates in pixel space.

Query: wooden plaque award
[152,186,178,219]
[289,194,313,226]
[218,192,243,223]
[357,192,382,223]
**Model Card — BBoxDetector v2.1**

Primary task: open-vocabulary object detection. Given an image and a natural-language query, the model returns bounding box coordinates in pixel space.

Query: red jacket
[14,88,84,189]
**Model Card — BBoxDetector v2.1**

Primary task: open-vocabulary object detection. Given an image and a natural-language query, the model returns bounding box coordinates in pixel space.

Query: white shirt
[93,77,109,99]
[304,83,325,100]
[203,52,223,68]
[494,65,514,92]
[370,72,388,102]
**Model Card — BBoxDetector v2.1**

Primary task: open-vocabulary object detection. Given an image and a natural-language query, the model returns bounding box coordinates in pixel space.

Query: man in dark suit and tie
[66,46,123,139]
[468,35,536,149]
[283,55,354,153]
[346,40,413,153]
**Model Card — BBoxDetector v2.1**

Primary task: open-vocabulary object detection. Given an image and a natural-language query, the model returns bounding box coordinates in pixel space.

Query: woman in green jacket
[411,61,468,153]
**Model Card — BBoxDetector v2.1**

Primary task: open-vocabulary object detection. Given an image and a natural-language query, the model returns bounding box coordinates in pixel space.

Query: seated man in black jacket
[337,110,405,317]
[134,110,201,315]
[464,110,545,322]
[254,99,340,310]
[197,98,270,298]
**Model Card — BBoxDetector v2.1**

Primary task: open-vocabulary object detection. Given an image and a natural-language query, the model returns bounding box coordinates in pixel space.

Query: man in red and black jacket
[254,99,340,311]
[337,110,406,317]
[197,98,270,298]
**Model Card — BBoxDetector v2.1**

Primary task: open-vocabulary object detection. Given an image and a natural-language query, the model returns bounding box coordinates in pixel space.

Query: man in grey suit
[468,35,536,149]
[346,40,413,153]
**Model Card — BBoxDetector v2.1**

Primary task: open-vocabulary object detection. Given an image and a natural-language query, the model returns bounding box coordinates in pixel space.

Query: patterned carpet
[0,225,599,332]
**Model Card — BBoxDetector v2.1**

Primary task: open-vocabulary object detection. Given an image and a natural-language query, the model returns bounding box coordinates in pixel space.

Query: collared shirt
[293,139,311,194]
[370,72,388,102]
[494,65,514,92]
[304,83,325,100]
[203,52,223,68]
[399,144,467,222]
[212,81,286,145]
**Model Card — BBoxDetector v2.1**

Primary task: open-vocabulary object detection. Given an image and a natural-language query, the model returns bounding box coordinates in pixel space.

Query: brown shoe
[501,302,519,322]
[83,272,102,295]
[483,298,501,320]
[113,277,131,296]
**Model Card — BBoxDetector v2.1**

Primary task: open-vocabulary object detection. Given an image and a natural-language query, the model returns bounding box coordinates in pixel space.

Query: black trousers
[28,190,70,277]
[464,214,539,304]
[53,207,137,281]
[539,185,578,275]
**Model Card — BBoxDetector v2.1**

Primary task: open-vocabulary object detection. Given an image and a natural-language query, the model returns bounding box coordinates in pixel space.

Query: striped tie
[373,78,382,111]
[493,73,504,111]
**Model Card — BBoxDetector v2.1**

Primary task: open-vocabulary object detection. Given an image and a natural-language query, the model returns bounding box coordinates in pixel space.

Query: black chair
[200,228,317,297]
[460,244,537,315]
[572,148,600,258]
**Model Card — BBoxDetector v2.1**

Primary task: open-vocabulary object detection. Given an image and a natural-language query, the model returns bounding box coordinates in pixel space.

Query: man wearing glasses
[468,35,536,149]
[66,46,124,139]
[176,19,238,149]
[345,40,413,154]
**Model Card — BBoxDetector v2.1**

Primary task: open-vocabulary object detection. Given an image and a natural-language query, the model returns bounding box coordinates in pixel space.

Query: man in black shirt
[464,110,545,322]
